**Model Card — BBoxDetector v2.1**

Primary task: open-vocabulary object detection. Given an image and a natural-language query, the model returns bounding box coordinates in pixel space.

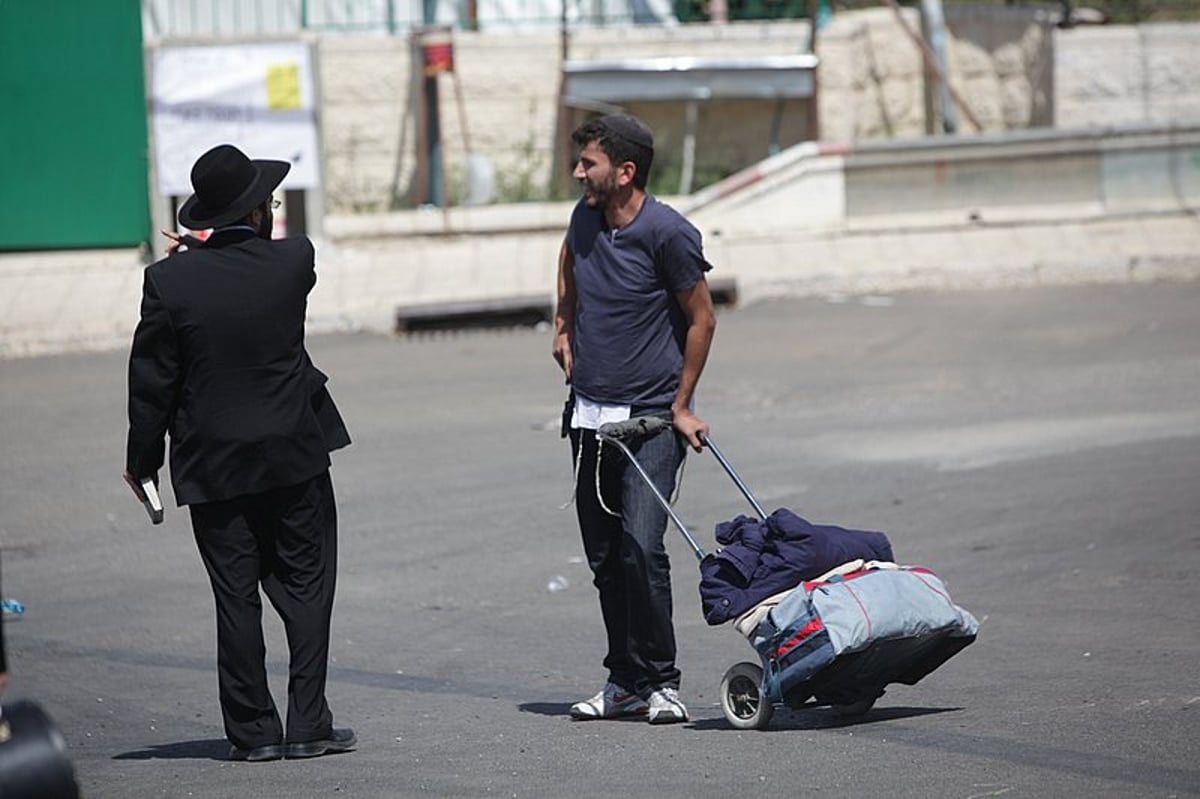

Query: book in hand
[141,478,164,525]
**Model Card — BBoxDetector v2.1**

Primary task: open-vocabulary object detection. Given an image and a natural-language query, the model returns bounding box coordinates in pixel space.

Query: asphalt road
[1,281,1198,798]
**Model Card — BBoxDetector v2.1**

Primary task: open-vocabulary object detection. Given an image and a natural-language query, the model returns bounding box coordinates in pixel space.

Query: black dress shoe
[285,727,357,759]
[229,742,284,762]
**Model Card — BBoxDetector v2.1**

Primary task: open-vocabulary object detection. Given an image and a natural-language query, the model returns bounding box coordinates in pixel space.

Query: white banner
[152,42,320,197]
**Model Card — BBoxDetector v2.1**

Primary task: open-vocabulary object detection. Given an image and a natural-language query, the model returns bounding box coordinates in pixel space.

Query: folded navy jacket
[698,508,894,625]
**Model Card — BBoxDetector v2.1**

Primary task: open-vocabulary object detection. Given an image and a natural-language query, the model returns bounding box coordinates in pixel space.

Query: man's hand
[673,407,710,452]
[552,332,573,384]
[123,470,149,502]
[161,230,203,256]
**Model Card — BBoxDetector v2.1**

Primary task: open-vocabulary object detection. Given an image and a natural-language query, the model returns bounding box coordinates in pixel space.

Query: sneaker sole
[648,712,689,725]
[648,701,689,725]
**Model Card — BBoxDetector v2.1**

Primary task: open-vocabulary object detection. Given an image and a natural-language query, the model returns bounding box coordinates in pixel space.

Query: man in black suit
[124,144,355,762]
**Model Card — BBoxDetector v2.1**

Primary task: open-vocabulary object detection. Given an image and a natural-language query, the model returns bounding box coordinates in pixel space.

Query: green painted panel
[0,0,149,249]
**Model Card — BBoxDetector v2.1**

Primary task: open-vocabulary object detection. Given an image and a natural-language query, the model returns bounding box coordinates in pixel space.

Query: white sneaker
[647,687,689,724]
[569,683,648,720]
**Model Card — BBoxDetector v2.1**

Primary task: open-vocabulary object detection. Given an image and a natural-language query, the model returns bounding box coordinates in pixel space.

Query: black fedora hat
[177,144,290,229]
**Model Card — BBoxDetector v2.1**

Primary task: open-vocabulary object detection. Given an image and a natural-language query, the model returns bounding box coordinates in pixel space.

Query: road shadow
[688,704,962,732]
[517,701,958,729]
[113,738,230,761]
[518,701,573,717]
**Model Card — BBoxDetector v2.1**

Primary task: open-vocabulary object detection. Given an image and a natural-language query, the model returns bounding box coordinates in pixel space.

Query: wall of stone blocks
[942,5,1055,130]
[311,14,1200,213]
[814,5,1055,140]
[318,35,412,212]
[1054,23,1200,129]
[316,22,818,212]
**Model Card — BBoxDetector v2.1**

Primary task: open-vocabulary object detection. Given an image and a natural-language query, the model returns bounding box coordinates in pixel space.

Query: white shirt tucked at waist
[570,395,630,430]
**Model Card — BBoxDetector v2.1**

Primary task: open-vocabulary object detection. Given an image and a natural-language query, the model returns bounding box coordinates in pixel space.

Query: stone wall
[945,5,1055,130]
[317,22,816,211]
[319,35,417,212]
[816,8,926,140]
[1054,23,1200,128]
[312,14,1200,213]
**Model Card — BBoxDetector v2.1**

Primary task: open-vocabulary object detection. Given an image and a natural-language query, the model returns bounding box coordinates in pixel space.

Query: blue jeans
[570,421,685,695]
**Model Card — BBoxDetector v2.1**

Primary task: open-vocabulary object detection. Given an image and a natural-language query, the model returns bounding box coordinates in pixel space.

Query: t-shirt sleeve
[657,219,713,294]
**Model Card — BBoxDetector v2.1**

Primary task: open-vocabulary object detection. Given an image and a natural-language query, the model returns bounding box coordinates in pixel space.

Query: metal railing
[141,0,1200,38]
[141,0,676,37]
[835,0,1200,23]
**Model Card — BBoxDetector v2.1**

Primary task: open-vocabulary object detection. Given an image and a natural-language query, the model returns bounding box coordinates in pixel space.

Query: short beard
[584,173,620,210]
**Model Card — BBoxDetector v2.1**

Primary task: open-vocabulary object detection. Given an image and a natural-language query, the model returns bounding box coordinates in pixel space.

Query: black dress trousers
[189,470,338,749]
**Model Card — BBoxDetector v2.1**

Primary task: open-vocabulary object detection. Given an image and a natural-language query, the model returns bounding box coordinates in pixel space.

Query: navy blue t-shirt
[567,195,713,408]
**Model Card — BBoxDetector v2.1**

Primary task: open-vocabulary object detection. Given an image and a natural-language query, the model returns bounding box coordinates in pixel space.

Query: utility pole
[418,0,446,207]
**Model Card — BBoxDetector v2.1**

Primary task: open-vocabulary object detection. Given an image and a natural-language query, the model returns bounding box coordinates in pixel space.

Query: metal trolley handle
[701,434,768,520]
[596,418,767,562]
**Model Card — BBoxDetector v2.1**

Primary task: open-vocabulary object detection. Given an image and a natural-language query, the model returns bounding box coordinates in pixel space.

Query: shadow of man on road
[113,739,229,761]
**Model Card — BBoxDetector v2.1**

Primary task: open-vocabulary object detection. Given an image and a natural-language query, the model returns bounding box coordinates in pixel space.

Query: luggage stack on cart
[597,418,978,730]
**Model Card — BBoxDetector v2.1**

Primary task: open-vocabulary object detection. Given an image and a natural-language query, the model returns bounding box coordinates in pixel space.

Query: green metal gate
[0,0,150,250]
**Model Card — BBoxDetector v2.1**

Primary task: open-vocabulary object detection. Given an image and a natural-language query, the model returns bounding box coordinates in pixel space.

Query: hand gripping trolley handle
[596,417,779,729]
[597,416,765,561]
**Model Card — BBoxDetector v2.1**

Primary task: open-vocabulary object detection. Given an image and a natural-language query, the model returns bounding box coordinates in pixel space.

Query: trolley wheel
[720,661,774,730]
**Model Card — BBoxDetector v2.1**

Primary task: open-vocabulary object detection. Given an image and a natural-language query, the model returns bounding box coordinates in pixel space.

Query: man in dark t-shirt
[552,114,717,725]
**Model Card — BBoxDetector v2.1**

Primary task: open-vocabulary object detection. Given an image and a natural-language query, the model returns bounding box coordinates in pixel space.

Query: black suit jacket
[126,229,350,506]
